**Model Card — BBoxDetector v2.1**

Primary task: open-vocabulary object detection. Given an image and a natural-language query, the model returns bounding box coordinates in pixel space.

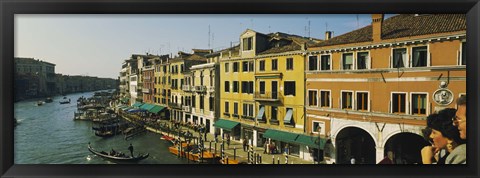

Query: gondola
[87,143,149,162]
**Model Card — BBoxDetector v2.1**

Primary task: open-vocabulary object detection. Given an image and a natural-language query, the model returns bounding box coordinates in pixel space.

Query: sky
[15,14,395,79]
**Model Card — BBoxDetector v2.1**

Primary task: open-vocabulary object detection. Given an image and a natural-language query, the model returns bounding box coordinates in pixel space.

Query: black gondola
[87,143,149,162]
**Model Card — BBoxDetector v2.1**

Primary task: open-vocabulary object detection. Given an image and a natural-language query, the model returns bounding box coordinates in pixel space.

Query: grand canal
[14,90,188,164]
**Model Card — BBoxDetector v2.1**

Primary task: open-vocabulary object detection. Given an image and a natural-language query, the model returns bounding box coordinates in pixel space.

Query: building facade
[306,14,466,164]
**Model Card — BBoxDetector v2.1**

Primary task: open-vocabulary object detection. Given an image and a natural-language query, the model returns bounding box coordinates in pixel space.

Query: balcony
[208,86,215,93]
[142,88,151,94]
[254,91,283,102]
[182,85,191,92]
[182,106,191,113]
[168,102,182,109]
[194,86,206,93]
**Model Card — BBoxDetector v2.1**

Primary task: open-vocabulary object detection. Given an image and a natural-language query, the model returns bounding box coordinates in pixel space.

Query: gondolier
[128,143,134,157]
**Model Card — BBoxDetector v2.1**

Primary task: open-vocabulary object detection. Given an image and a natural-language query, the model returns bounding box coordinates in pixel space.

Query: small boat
[87,143,149,162]
[161,135,175,143]
[186,146,215,162]
[45,98,53,103]
[59,99,71,104]
[36,101,44,106]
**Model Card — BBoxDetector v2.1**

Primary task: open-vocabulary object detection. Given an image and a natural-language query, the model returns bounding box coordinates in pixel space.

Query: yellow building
[218,29,320,159]
[306,14,466,164]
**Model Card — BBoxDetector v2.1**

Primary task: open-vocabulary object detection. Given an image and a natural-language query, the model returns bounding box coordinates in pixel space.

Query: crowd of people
[420,95,467,164]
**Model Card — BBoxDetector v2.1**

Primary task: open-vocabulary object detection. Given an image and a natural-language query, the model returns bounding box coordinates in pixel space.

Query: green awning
[132,102,143,108]
[293,135,326,149]
[140,103,156,111]
[148,105,166,114]
[283,108,293,124]
[263,129,298,143]
[213,119,240,131]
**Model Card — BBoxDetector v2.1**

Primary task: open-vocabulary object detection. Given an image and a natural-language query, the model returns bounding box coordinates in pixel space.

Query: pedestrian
[283,144,289,155]
[128,143,134,157]
[214,132,219,143]
[226,134,231,149]
[243,138,248,152]
[263,140,268,154]
[449,95,467,164]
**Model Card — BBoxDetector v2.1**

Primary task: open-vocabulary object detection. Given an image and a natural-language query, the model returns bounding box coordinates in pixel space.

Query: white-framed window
[342,53,353,70]
[392,48,408,68]
[233,102,239,115]
[312,121,325,135]
[259,60,266,71]
[224,81,230,92]
[308,55,318,71]
[320,90,331,108]
[286,58,294,70]
[459,41,466,66]
[233,81,239,93]
[356,51,370,70]
[233,62,239,72]
[243,37,253,51]
[272,59,278,71]
[411,46,429,67]
[391,92,407,114]
[242,103,254,117]
[308,89,318,107]
[355,91,369,111]
[284,81,296,96]
[242,61,249,72]
[259,81,265,94]
[410,92,428,115]
[225,101,230,113]
[320,54,332,71]
[341,90,354,110]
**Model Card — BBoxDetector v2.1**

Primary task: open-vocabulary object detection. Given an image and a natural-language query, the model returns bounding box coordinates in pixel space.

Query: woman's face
[429,129,449,149]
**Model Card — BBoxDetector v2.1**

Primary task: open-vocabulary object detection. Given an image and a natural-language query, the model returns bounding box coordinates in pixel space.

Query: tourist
[421,108,465,164]
[243,138,248,151]
[447,95,467,164]
[128,143,134,157]
[263,140,269,154]
[226,134,231,149]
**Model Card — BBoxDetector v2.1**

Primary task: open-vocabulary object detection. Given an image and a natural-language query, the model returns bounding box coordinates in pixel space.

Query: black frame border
[1,0,479,178]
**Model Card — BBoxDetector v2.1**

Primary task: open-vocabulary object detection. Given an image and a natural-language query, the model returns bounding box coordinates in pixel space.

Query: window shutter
[429,53,432,67]
[389,100,392,113]
[368,56,372,69]
[389,55,392,68]
[457,50,460,65]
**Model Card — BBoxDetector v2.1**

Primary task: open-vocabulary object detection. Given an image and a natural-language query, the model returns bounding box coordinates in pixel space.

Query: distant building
[14,57,56,97]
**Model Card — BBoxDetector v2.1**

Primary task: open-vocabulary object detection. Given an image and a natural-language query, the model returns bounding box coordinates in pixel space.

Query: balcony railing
[194,86,206,93]
[253,91,283,102]
[168,102,182,109]
[182,85,191,92]
[142,88,151,94]
[182,106,191,113]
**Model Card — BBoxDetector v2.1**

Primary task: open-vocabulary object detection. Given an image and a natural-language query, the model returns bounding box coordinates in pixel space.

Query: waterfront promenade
[120,113,315,164]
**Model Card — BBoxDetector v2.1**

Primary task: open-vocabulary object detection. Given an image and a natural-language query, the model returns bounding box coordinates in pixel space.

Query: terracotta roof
[258,42,301,55]
[311,14,466,47]
[258,32,319,55]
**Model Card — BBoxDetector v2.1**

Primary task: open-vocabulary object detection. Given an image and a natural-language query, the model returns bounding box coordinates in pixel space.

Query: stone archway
[383,132,428,164]
[335,127,376,164]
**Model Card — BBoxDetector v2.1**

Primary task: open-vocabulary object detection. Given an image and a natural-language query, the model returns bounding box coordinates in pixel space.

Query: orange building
[306,14,466,164]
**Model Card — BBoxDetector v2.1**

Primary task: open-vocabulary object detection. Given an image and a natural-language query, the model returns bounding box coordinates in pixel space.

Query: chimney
[325,31,332,40]
[372,14,384,42]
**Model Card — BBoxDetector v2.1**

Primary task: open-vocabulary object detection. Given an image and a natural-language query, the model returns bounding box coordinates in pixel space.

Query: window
[200,96,204,110]
[341,91,353,109]
[356,92,369,111]
[180,64,184,73]
[225,102,229,113]
[308,56,318,71]
[393,48,407,68]
[259,81,265,94]
[272,59,278,71]
[342,53,353,70]
[286,58,294,70]
[233,81,239,93]
[242,81,253,94]
[320,91,330,107]
[320,55,330,71]
[249,81,253,94]
[271,106,277,120]
[259,60,265,71]
[412,46,428,67]
[225,63,229,72]
[224,81,230,92]
[243,37,253,51]
[242,103,254,117]
[308,90,318,106]
[461,42,466,65]
[192,95,196,107]
[249,61,254,72]
[411,94,427,115]
[357,52,369,69]
[242,61,249,72]
[234,102,238,115]
[392,93,406,114]
[284,81,296,96]
[233,62,239,72]
[209,96,214,111]
[312,121,325,134]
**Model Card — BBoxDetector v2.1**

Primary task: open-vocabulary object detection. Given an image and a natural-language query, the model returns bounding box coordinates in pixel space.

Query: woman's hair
[427,108,465,145]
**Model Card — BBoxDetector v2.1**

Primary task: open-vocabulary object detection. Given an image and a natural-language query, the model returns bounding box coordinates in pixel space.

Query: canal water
[14,90,188,164]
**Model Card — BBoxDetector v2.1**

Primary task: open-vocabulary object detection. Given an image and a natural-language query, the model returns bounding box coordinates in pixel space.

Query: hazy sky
[15,14,394,79]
